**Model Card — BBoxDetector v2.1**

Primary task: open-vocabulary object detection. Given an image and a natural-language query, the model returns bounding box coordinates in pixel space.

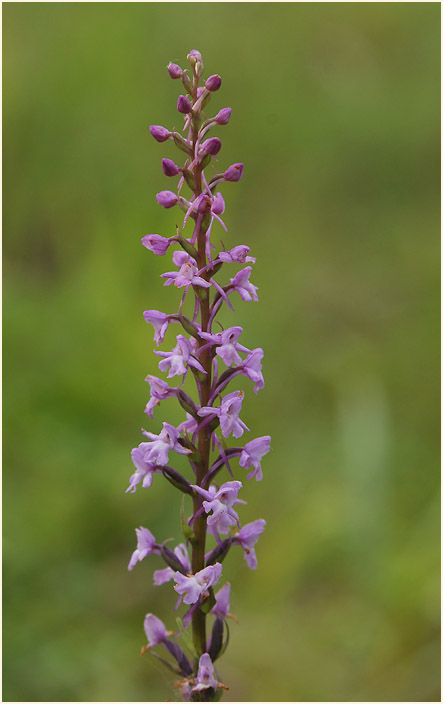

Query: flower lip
[192,653,219,692]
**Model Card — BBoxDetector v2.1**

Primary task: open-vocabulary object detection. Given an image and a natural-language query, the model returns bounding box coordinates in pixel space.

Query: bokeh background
[3,3,440,702]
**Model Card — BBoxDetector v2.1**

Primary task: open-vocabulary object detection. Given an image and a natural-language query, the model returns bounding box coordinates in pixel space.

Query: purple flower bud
[187,50,204,77]
[167,62,183,79]
[149,125,171,143]
[177,95,192,114]
[214,107,232,125]
[156,190,178,209]
[188,49,202,63]
[143,613,168,648]
[224,162,244,182]
[161,158,180,177]
[201,137,222,156]
[141,234,171,256]
[218,245,255,265]
[196,86,204,99]
[205,74,222,92]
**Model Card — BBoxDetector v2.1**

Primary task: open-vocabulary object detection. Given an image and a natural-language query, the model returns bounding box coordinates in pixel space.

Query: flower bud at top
[156,190,178,209]
[149,125,171,143]
[188,49,202,64]
[167,62,183,79]
[214,107,232,125]
[224,162,244,182]
[205,74,222,92]
[201,137,222,157]
[177,95,192,114]
[187,50,204,77]
[162,158,180,177]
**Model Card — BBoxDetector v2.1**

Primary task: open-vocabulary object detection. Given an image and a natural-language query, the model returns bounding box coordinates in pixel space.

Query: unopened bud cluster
[127,50,270,702]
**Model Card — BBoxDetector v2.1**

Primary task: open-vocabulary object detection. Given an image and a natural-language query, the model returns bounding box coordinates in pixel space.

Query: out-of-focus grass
[3,3,440,702]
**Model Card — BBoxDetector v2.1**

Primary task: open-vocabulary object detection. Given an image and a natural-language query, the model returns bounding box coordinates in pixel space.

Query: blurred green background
[3,3,440,702]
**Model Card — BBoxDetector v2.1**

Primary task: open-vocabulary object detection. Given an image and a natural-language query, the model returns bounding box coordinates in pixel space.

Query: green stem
[190,112,212,656]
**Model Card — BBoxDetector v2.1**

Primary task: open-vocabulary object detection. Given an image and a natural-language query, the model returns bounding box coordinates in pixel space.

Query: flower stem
[191,171,212,657]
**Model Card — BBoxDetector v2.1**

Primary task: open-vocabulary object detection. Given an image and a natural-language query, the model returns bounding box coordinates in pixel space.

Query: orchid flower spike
[127,49,270,700]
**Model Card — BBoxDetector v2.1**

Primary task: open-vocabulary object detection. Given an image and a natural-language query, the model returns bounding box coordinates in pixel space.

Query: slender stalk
[190,148,212,657]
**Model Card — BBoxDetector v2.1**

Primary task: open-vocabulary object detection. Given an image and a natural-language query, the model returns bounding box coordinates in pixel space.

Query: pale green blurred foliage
[3,3,440,702]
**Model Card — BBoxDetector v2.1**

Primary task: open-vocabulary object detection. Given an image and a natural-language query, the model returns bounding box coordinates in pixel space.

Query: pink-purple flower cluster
[127,50,270,701]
